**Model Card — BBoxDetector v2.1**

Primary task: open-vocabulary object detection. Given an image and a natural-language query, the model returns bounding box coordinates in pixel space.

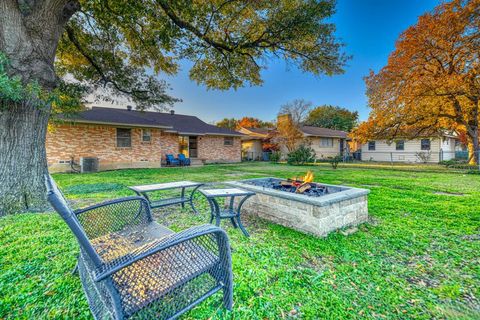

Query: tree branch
[65,25,148,98]
[156,0,234,53]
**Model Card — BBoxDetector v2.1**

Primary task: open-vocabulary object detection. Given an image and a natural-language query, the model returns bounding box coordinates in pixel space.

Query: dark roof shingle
[62,107,243,136]
[300,126,348,138]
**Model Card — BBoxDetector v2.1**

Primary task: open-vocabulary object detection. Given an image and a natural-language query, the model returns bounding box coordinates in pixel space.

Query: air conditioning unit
[80,157,99,173]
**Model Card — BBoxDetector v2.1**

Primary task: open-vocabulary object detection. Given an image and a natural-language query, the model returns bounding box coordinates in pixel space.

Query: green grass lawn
[1,163,479,319]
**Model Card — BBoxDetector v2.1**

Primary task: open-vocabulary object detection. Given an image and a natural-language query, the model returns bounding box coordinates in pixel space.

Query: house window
[224,137,234,146]
[368,141,376,151]
[396,140,405,151]
[142,129,151,142]
[320,138,333,148]
[116,128,132,147]
[421,139,431,150]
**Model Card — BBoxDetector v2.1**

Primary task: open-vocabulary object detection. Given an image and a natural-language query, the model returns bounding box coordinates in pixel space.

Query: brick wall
[46,123,169,172]
[198,136,241,163]
[159,132,179,160]
[46,124,240,172]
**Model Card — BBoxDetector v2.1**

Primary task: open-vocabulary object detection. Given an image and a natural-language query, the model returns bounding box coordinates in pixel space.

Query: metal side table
[199,188,255,237]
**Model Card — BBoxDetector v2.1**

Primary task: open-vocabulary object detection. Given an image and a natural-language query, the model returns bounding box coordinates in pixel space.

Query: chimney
[170,110,175,115]
[277,113,293,125]
[126,105,133,111]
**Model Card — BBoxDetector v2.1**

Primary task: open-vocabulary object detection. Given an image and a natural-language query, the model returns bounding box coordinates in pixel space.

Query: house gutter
[163,130,244,137]
[58,119,174,129]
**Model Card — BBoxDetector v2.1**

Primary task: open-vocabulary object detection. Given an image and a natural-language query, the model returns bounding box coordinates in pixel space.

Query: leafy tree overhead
[305,105,358,131]
[357,0,480,164]
[0,0,348,214]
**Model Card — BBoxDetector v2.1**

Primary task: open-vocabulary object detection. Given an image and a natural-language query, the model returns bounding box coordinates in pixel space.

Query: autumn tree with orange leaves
[216,117,274,130]
[356,0,480,164]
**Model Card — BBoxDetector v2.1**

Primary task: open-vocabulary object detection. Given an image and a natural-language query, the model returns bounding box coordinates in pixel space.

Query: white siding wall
[279,137,343,159]
[440,138,456,161]
[309,137,342,158]
[361,138,442,163]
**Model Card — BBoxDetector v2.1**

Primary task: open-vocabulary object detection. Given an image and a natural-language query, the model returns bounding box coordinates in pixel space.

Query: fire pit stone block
[227,177,369,237]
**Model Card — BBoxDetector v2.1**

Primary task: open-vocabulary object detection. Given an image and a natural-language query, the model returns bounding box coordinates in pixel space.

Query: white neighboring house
[360,133,461,163]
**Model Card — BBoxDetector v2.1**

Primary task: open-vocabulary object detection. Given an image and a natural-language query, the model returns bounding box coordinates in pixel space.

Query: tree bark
[467,128,479,165]
[0,101,50,215]
[0,1,79,214]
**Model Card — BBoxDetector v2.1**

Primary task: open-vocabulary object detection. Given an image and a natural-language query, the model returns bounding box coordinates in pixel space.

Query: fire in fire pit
[280,171,316,194]
[243,172,342,197]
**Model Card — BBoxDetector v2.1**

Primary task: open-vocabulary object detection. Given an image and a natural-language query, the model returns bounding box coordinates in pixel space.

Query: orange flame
[291,171,314,183]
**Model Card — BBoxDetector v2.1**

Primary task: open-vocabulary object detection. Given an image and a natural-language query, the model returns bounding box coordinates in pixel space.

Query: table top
[129,181,203,192]
[199,188,255,198]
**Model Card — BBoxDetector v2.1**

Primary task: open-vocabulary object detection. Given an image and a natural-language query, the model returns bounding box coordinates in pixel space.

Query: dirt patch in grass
[433,191,465,196]
[300,253,334,273]
[224,172,248,177]
[462,234,480,241]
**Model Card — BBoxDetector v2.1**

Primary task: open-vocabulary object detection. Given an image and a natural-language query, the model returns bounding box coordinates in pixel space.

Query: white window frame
[116,128,132,148]
[224,137,234,146]
[320,137,333,148]
[421,139,431,151]
[395,140,405,151]
[142,129,152,142]
[368,141,376,151]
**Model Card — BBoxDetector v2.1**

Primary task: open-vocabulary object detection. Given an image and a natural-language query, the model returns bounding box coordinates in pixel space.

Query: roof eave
[61,119,173,129]
[205,132,244,137]
[304,134,347,139]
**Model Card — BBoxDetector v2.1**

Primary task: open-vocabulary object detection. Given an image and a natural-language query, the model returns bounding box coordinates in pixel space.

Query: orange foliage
[237,117,262,129]
[356,0,480,163]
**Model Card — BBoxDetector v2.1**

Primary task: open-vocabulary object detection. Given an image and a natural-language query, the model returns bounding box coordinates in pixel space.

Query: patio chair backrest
[44,175,103,267]
[166,154,175,160]
[178,153,187,160]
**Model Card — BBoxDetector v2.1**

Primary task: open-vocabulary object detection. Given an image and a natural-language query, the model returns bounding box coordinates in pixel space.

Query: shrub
[329,155,343,169]
[287,145,316,165]
[439,159,467,167]
[269,151,281,163]
[415,151,432,163]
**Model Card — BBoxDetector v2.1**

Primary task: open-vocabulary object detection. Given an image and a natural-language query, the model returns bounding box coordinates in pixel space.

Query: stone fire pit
[228,177,369,237]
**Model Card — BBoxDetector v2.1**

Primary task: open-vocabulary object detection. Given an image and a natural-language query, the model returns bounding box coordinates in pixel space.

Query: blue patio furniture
[178,153,191,166]
[45,175,233,320]
[165,154,180,166]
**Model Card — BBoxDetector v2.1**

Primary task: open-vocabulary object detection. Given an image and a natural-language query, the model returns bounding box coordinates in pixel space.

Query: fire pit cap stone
[226,177,370,208]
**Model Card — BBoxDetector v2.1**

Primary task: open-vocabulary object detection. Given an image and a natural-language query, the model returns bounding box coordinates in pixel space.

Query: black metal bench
[128,181,203,214]
[45,175,233,320]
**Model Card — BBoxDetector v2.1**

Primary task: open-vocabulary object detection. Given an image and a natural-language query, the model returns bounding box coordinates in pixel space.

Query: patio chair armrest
[73,196,150,215]
[94,224,232,282]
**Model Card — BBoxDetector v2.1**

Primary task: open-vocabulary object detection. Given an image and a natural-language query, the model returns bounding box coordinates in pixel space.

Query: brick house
[46,106,243,172]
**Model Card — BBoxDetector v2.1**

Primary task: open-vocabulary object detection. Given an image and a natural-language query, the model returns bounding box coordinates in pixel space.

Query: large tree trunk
[467,130,479,165]
[0,0,79,214]
[0,102,50,215]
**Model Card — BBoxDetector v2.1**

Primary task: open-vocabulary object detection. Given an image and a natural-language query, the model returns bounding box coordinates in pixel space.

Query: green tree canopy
[0,0,348,214]
[305,105,358,131]
[55,0,348,111]
[216,118,238,130]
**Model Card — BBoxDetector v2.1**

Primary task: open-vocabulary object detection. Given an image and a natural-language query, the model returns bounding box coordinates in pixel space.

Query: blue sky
[164,0,440,123]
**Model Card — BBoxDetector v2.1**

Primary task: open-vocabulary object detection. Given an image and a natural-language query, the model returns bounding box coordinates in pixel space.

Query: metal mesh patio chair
[45,175,233,320]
